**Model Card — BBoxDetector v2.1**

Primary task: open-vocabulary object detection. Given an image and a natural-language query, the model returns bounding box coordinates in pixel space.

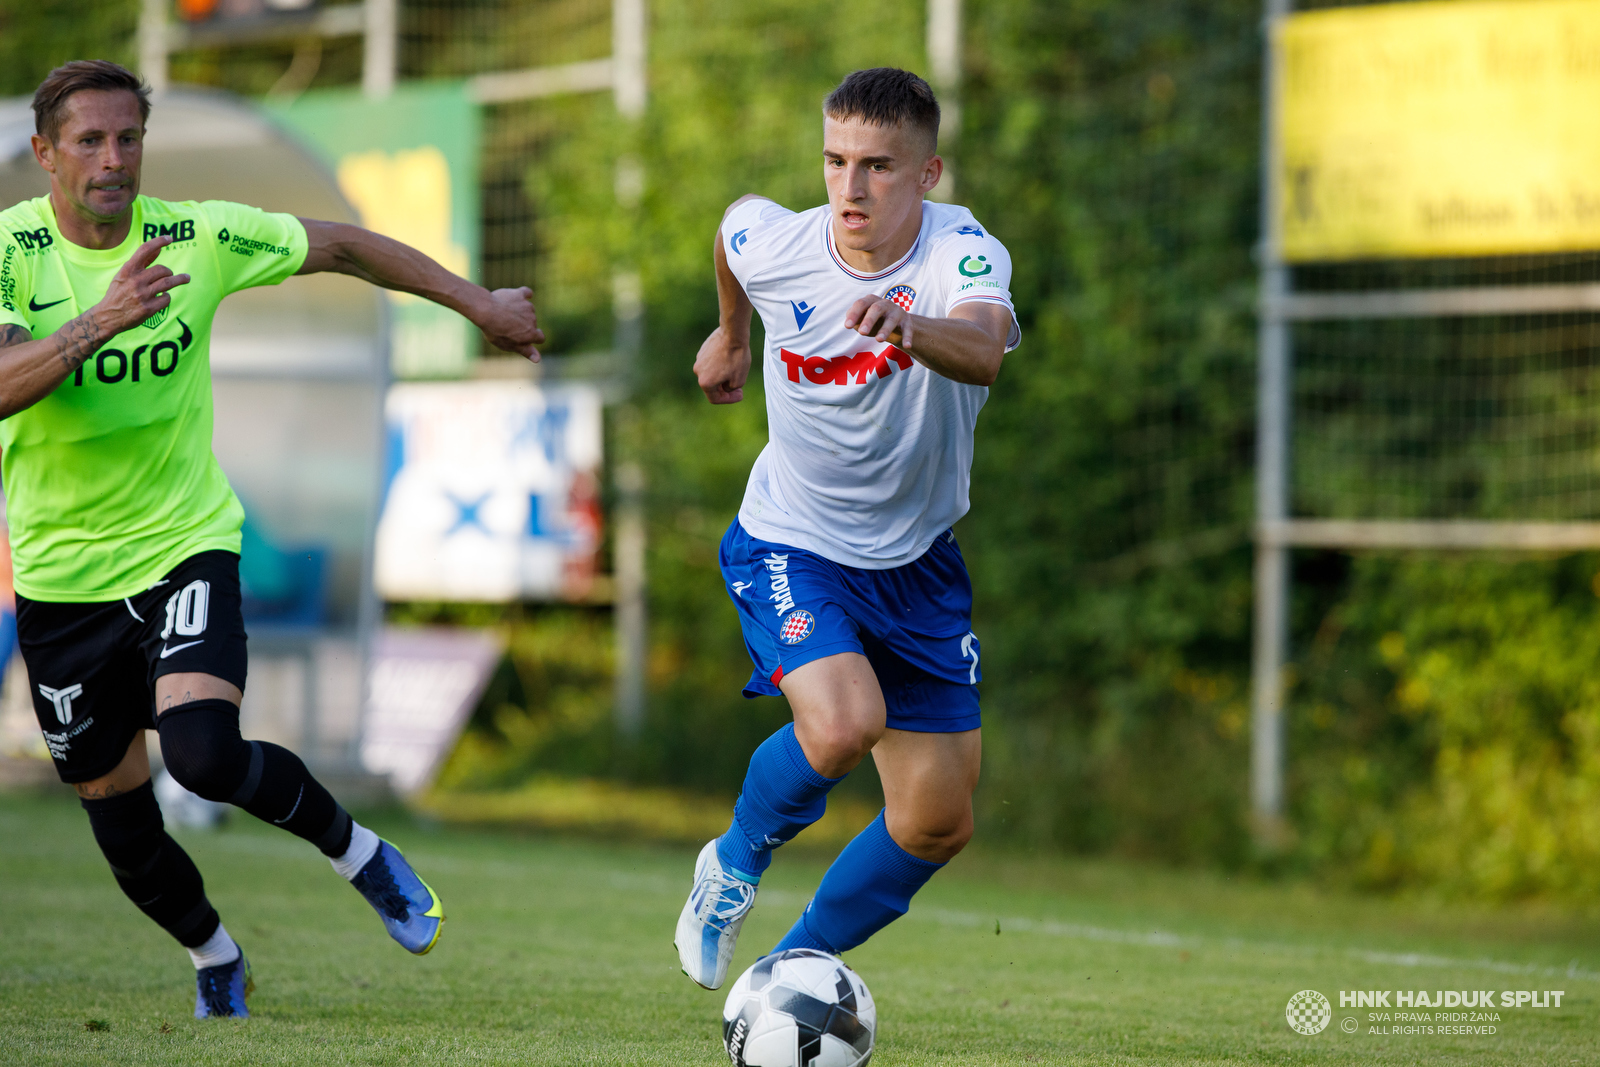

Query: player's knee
[156,698,252,803]
[804,717,881,775]
[889,806,974,864]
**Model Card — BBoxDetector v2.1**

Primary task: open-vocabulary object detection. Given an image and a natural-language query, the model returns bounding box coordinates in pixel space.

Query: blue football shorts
[720,519,982,733]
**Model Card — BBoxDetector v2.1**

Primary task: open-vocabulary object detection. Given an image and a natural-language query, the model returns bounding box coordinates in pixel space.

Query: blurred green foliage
[0,1,137,95]
[1295,552,1600,900]
[9,0,1600,900]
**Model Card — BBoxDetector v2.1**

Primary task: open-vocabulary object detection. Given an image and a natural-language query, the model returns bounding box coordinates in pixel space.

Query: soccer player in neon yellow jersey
[0,61,544,1019]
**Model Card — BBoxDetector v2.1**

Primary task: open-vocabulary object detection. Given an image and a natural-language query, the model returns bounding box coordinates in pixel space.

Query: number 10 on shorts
[163,580,210,640]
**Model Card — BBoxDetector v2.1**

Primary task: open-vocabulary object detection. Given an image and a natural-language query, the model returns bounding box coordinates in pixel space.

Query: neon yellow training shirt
[0,195,309,601]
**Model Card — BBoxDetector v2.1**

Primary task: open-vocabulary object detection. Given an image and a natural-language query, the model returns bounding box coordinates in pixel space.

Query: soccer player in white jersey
[675,67,1020,988]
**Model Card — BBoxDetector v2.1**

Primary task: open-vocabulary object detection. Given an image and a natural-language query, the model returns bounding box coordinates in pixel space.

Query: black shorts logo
[38,682,83,724]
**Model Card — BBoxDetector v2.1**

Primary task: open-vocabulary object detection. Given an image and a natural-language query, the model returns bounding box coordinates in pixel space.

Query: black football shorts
[17,550,249,784]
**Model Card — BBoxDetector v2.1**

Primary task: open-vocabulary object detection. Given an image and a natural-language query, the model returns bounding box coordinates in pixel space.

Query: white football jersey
[723,197,1020,569]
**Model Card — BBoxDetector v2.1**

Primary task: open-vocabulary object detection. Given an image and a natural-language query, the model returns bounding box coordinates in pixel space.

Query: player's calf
[81,780,222,950]
[716,723,846,881]
[774,726,980,954]
[157,698,445,953]
[80,777,257,1017]
[771,808,944,955]
[677,722,847,990]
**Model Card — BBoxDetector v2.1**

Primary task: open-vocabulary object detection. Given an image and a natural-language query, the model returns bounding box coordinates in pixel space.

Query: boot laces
[200,962,238,1016]
[696,871,756,931]
[358,856,412,921]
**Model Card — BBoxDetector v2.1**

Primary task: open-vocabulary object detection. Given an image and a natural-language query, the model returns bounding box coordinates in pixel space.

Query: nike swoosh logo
[274,785,304,824]
[28,296,68,312]
[159,640,204,659]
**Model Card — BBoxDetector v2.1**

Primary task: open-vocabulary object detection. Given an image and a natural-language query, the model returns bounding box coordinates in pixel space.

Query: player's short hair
[32,60,151,144]
[823,68,941,155]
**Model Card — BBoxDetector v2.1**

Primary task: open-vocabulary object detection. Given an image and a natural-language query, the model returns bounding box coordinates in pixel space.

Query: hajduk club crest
[779,609,815,645]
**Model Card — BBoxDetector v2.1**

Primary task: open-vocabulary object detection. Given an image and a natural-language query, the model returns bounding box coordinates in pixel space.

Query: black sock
[158,698,353,857]
[81,781,219,948]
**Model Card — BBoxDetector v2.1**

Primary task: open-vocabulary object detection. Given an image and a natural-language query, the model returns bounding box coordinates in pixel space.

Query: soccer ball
[721,949,875,1067]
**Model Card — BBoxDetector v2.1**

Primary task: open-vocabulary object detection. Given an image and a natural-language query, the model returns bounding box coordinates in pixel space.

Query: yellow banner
[1278,0,1600,262]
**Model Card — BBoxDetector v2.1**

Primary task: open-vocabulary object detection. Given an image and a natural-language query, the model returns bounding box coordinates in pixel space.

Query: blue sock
[716,723,843,882]
[772,809,943,954]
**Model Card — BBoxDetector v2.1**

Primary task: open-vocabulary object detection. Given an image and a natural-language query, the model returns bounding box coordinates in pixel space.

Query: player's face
[823,116,941,255]
[33,89,145,223]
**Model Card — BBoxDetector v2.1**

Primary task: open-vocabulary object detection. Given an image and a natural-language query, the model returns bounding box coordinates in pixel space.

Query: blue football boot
[194,953,252,1019]
[350,839,445,954]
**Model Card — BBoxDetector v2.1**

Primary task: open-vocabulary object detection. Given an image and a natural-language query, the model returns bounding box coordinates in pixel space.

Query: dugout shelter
[0,89,387,774]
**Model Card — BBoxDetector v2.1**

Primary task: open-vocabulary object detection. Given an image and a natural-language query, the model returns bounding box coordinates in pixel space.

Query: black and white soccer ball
[721,949,875,1067]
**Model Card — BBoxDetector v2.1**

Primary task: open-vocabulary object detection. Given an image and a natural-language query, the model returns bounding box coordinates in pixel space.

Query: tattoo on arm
[0,324,30,348]
[53,312,100,371]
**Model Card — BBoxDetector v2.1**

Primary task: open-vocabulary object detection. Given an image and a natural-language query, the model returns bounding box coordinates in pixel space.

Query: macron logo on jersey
[790,300,816,331]
[731,228,749,255]
[957,225,985,237]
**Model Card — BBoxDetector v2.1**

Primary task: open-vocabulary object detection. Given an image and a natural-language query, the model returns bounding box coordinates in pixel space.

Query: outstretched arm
[0,236,189,419]
[296,218,545,359]
[693,196,768,405]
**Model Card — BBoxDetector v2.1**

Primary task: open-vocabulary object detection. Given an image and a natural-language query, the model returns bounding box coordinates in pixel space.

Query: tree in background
[9,0,1600,899]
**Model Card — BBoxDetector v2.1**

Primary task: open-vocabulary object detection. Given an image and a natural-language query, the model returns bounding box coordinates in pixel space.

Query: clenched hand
[473,286,545,360]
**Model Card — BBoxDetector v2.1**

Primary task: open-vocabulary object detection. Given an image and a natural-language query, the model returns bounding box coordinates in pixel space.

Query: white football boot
[675,838,759,990]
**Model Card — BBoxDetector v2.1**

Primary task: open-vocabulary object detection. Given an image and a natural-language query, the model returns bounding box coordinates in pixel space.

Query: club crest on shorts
[885,284,916,311]
[779,608,815,645]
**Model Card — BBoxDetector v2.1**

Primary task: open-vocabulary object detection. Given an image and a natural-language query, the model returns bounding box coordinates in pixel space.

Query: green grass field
[2,789,1596,1066]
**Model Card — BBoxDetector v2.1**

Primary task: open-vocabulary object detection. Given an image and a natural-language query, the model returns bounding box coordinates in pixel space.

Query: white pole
[927,0,960,108]
[926,0,960,198]
[363,0,397,99]
[611,0,648,738]
[138,0,169,94]
[1251,0,1293,848]
[613,0,647,119]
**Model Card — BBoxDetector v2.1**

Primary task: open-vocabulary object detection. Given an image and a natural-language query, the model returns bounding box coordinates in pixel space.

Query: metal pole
[138,0,169,94]
[349,291,393,771]
[611,268,644,743]
[613,460,646,737]
[1252,0,1292,847]
[926,0,960,199]
[613,0,647,119]
[610,0,648,740]
[363,0,397,99]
